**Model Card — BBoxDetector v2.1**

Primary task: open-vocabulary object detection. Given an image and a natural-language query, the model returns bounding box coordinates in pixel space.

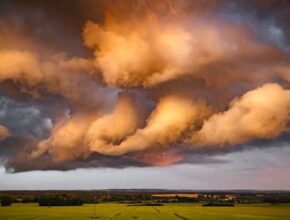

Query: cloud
[88,96,210,156]
[82,1,286,88]
[190,83,290,147]
[86,92,149,155]
[0,125,10,142]
[0,0,290,172]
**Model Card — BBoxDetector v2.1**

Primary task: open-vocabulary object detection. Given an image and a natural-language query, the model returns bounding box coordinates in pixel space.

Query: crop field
[0,203,290,220]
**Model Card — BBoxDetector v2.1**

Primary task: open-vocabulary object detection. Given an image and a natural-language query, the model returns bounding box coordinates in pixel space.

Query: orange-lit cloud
[190,83,290,147]
[0,124,10,142]
[1,0,290,171]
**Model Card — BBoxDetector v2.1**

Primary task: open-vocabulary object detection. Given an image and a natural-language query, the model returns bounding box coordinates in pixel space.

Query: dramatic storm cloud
[0,0,290,172]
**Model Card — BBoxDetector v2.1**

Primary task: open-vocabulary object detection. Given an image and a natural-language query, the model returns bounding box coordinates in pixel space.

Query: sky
[1,145,290,190]
[1,0,290,190]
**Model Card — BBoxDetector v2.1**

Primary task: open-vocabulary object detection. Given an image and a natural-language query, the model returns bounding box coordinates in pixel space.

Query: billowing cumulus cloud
[191,83,290,147]
[86,92,148,155]
[31,113,94,162]
[84,15,261,87]
[0,0,290,172]
[89,96,210,156]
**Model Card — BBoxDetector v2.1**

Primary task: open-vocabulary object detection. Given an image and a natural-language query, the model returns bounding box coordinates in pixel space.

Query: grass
[0,203,290,220]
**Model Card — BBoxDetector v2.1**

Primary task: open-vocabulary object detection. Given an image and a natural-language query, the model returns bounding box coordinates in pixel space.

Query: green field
[0,203,290,220]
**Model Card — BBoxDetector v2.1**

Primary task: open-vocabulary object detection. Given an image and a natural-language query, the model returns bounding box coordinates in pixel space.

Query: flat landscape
[0,203,290,220]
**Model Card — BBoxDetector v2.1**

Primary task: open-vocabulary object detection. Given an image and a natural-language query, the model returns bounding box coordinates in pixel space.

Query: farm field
[0,203,290,220]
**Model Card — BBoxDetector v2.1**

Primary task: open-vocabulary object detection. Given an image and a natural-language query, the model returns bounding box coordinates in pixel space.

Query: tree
[1,196,12,206]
